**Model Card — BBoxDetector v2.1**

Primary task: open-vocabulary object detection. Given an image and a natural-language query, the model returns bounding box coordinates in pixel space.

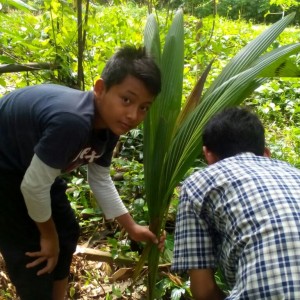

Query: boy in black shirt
[0,46,162,299]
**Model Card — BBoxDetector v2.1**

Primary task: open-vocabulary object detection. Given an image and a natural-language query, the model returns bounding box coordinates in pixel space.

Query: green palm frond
[143,10,184,222]
[206,12,296,93]
[166,42,300,192]
[175,59,215,131]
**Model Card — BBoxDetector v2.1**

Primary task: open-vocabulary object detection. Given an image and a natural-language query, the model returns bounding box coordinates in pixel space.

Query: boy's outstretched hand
[128,223,166,252]
[116,213,166,252]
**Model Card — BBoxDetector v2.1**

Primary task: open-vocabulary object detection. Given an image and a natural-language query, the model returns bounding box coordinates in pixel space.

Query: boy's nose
[127,107,139,121]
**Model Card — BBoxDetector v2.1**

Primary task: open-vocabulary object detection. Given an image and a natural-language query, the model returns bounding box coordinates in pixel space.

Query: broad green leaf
[0,56,16,64]
[0,77,7,87]
[6,0,36,11]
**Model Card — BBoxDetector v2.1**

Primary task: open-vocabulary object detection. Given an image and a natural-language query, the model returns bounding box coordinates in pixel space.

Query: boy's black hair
[202,107,265,159]
[101,45,161,96]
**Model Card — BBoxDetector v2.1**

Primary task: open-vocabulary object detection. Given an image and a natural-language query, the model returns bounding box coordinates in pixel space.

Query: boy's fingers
[26,256,46,268]
[146,231,157,244]
[26,255,57,275]
[25,251,42,257]
[37,258,56,275]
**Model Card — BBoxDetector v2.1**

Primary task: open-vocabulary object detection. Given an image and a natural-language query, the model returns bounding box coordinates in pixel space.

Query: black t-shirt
[0,84,119,173]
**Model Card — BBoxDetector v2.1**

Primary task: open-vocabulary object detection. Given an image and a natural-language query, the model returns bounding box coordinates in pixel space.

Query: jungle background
[0,0,299,298]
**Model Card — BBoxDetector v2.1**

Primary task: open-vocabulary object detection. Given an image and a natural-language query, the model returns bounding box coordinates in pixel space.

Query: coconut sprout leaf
[143,13,161,185]
[138,10,299,300]
[159,10,184,127]
[164,79,265,197]
[165,42,300,194]
[201,43,300,118]
[266,58,300,77]
[134,10,184,295]
[206,12,296,95]
[144,14,161,68]
[145,10,184,153]
[170,43,300,162]
[255,53,300,77]
[143,9,184,220]
[175,59,214,131]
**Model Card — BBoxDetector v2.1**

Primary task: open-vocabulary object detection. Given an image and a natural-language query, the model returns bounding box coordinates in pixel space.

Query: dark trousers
[0,172,80,300]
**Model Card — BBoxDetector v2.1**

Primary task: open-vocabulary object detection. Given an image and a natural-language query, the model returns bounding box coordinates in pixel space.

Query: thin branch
[0,63,60,74]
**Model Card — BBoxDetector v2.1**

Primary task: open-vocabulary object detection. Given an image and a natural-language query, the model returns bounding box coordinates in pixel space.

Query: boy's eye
[122,97,131,104]
[140,105,150,112]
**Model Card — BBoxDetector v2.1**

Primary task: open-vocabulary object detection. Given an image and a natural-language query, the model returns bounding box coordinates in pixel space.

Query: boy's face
[93,75,154,135]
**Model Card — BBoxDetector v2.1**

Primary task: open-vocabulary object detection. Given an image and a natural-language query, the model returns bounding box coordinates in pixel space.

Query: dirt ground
[0,251,150,299]
[0,221,174,299]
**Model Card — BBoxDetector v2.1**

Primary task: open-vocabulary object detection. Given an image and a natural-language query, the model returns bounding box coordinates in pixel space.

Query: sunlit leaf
[6,0,36,11]
[0,56,16,64]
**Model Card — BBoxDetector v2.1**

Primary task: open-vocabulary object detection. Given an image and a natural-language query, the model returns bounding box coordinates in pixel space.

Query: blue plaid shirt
[172,153,300,299]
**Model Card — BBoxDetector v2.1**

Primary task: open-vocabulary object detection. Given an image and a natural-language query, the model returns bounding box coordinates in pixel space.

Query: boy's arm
[88,163,163,246]
[87,163,128,219]
[21,154,61,222]
[189,269,227,300]
[20,154,61,275]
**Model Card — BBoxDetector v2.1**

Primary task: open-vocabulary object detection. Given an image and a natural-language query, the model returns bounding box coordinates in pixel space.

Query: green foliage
[155,276,192,299]
[0,0,78,88]
[111,158,144,199]
[249,78,300,167]
[1,0,36,12]
[118,129,144,161]
[0,1,149,92]
[65,168,105,241]
[270,0,300,12]
[167,0,299,23]
[1,3,300,298]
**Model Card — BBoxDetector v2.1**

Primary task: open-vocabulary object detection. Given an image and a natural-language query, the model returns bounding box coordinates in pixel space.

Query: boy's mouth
[119,122,131,131]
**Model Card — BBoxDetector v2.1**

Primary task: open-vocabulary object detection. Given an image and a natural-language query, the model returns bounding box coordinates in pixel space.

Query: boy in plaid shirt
[172,107,300,299]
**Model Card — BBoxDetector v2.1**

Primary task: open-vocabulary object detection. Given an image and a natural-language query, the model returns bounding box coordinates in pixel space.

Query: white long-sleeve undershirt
[87,163,128,219]
[21,154,128,223]
[21,154,61,222]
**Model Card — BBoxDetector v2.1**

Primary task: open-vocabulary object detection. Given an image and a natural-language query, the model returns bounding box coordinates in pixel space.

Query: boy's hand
[25,234,59,275]
[25,217,60,275]
[116,213,166,252]
[128,223,166,252]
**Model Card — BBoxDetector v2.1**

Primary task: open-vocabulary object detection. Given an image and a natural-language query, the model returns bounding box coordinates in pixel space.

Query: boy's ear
[263,147,271,158]
[203,146,219,165]
[94,78,105,97]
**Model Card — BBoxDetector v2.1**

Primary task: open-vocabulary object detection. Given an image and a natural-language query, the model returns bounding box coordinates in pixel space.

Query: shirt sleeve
[20,154,61,222]
[87,162,128,219]
[171,183,216,272]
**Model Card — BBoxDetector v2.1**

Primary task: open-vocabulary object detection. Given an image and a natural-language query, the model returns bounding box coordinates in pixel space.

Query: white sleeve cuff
[21,154,61,222]
[87,163,128,219]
